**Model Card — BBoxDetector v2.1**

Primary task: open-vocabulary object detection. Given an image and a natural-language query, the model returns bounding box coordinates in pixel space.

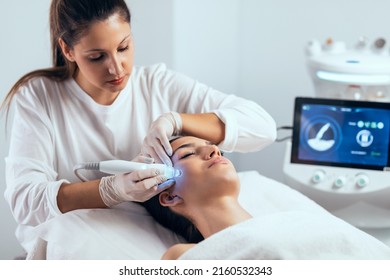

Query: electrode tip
[174,169,183,177]
[163,167,183,179]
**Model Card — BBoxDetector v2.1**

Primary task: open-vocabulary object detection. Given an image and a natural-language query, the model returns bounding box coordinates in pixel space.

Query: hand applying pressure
[98,154,175,207]
[142,112,182,166]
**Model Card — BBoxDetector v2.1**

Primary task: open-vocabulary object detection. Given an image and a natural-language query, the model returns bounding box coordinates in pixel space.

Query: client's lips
[209,157,229,168]
[107,76,125,85]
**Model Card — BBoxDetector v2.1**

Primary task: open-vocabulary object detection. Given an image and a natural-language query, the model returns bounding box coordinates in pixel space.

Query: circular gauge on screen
[302,117,341,152]
[356,129,373,147]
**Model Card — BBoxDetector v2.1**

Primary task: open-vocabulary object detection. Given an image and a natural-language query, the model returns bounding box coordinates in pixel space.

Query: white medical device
[283,97,390,229]
[74,160,181,181]
[283,37,390,242]
[306,37,390,102]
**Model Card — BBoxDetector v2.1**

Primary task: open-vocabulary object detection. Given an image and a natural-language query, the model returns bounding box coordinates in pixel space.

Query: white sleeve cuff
[212,109,238,152]
[47,179,71,217]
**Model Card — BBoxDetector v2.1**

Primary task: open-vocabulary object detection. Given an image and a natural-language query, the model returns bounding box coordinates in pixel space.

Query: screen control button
[355,173,369,188]
[334,176,347,188]
[312,170,326,183]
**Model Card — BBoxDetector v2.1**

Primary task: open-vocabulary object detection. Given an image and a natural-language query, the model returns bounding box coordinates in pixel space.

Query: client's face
[169,136,239,203]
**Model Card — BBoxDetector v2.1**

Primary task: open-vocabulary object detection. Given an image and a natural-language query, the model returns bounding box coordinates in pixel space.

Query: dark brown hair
[140,195,204,243]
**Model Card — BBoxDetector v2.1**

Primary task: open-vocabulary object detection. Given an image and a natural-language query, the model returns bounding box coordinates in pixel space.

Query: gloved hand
[132,154,155,164]
[142,112,182,166]
[98,155,175,207]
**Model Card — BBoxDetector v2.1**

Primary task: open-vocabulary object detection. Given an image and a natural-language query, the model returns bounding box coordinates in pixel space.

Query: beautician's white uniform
[4,63,276,253]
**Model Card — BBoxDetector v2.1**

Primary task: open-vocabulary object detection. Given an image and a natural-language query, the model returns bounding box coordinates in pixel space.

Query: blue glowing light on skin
[163,166,183,179]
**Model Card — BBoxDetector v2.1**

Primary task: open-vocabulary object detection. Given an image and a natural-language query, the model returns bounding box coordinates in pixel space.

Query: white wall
[1,0,390,259]
[0,0,51,259]
[128,0,175,66]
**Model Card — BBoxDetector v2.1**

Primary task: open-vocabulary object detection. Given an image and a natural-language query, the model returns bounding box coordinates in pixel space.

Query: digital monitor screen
[291,97,390,171]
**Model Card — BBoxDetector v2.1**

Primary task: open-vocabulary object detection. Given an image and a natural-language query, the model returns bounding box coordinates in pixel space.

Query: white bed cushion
[27,202,183,259]
[238,171,328,217]
[26,171,329,259]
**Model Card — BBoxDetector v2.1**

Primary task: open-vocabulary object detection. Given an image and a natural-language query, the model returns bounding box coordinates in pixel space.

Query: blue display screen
[291,97,390,170]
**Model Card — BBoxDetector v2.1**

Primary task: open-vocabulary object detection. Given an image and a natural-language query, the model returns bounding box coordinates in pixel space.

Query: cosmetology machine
[283,37,390,244]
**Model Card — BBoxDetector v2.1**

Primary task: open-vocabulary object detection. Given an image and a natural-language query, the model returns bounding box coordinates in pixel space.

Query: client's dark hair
[140,195,204,243]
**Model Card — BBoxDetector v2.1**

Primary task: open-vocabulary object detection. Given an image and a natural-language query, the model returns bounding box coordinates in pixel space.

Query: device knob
[334,176,347,188]
[355,173,370,188]
[312,170,326,183]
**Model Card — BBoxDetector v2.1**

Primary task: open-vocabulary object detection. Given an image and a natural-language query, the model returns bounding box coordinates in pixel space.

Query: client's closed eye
[180,152,195,159]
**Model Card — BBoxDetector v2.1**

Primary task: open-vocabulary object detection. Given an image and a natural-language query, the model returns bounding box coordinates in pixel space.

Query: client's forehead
[171,136,210,151]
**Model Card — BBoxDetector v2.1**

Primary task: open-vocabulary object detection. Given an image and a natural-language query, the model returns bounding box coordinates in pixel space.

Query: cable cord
[276,125,293,142]
[73,162,101,182]
[73,164,89,182]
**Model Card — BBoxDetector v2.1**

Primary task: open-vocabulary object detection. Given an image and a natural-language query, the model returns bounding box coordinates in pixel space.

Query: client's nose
[207,145,222,159]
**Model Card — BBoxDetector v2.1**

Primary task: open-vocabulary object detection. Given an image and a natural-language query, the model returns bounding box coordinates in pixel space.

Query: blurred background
[1,0,390,259]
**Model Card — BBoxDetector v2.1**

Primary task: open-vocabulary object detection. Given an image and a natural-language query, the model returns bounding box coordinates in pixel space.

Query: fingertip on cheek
[164,158,173,167]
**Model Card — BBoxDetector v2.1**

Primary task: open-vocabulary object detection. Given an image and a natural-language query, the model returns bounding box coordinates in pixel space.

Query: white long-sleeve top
[4,63,276,248]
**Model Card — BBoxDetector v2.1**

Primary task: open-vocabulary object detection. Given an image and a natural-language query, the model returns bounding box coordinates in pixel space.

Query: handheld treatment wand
[73,160,182,182]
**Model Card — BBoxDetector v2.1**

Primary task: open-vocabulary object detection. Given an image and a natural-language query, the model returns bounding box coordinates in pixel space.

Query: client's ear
[159,191,183,207]
[58,38,75,62]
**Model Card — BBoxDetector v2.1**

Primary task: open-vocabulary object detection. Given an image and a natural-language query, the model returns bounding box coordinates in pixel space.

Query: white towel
[179,211,390,260]
[180,211,390,260]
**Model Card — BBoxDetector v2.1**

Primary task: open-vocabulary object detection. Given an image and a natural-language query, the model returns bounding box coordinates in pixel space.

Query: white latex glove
[98,155,175,207]
[132,154,155,164]
[142,112,182,166]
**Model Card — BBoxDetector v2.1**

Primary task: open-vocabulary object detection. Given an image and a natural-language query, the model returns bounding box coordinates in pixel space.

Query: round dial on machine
[355,173,369,188]
[311,170,326,183]
[334,176,347,188]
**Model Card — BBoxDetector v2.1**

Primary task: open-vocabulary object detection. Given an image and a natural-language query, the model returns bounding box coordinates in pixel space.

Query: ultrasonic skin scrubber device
[74,160,182,181]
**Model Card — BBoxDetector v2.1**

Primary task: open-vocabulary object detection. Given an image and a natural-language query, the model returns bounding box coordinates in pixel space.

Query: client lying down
[141,136,390,260]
